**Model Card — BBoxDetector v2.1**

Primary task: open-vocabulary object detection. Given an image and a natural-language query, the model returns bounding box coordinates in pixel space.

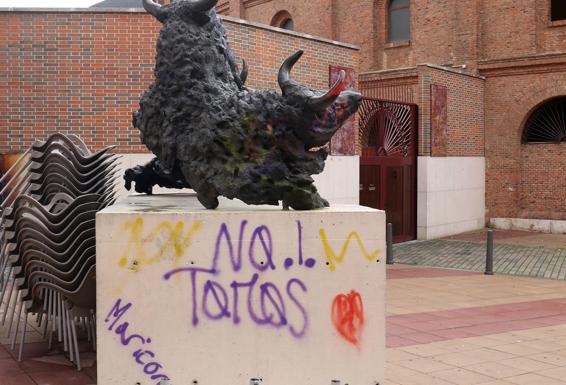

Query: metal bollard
[331,381,341,385]
[386,223,394,265]
[485,229,494,275]
[250,378,263,385]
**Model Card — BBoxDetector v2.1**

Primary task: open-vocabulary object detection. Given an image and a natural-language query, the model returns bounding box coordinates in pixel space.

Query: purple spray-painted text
[104,299,170,385]
[163,220,310,338]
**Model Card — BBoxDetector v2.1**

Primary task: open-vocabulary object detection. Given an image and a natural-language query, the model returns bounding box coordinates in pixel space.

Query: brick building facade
[219,0,566,238]
[3,0,566,239]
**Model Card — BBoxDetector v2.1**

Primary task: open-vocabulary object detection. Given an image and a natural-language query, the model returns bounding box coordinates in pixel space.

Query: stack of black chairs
[0,134,118,369]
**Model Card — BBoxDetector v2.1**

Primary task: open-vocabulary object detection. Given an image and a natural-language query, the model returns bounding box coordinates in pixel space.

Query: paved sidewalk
[386,264,566,385]
[394,229,566,279]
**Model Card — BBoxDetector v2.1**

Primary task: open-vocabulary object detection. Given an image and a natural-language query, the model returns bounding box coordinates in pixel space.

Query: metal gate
[359,97,418,242]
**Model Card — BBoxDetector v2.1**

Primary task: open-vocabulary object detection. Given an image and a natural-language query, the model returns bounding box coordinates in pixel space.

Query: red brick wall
[232,0,334,39]
[221,0,566,73]
[520,144,566,218]
[482,67,566,219]
[359,69,418,104]
[480,0,537,61]
[331,0,375,73]
[359,66,484,157]
[420,66,484,157]
[220,0,481,72]
[0,10,358,154]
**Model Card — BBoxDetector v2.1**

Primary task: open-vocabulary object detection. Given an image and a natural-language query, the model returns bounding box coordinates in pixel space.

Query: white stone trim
[490,218,566,234]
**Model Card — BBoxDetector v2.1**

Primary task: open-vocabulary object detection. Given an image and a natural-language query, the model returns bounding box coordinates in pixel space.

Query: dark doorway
[359,98,417,243]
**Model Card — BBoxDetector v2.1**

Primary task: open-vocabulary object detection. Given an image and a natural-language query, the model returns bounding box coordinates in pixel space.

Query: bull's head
[278,51,362,152]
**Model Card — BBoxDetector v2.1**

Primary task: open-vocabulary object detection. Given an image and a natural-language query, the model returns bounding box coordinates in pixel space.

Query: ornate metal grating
[359,98,415,157]
[523,97,566,144]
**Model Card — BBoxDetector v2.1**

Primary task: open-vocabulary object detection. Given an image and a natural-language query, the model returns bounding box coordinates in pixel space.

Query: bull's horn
[192,0,218,12]
[143,0,168,22]
[240,58,249,85]
[308,70,346,111]
[278,50,304,95]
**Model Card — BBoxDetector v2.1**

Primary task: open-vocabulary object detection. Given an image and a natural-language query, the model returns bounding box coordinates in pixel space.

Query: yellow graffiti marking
[120,217,203,271]
[319,229,381,271]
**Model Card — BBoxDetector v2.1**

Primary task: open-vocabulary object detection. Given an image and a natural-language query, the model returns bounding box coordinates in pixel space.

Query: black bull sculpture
[125,0,362,210]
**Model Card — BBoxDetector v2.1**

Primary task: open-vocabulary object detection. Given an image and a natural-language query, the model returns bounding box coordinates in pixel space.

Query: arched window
[271,11,294,31]
[388,0,410,42]
[523,97,566,144]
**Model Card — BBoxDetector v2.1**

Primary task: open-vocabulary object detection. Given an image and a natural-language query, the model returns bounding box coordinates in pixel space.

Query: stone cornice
[360,67,419,82]
[479,52,566,77]
[242,0,272,8]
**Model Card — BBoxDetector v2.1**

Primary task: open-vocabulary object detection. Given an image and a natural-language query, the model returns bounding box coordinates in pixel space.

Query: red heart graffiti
[332,290,365,346]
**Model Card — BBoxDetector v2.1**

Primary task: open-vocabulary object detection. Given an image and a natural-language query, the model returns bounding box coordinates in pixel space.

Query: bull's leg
[179,166,220,209]
[195,184,220,210]
[283,186,329,210]
[124,157,190,194]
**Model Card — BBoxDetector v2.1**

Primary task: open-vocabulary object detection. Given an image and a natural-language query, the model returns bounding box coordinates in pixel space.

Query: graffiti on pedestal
[104,299,170,384]
[106,217,380,383]
[114,217,379,342]
[163,220,310,339]
[332,290,365,346]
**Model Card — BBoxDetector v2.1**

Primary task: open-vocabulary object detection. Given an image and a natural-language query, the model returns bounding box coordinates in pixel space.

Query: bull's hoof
[197,193,219,210]
[285,193,329,211]
[124,167,154,195]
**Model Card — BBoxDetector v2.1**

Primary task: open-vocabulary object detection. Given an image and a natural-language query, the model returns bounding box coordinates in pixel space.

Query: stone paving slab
[394,239,566,280]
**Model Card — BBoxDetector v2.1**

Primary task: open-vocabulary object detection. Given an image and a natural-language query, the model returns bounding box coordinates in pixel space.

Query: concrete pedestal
[96,195,385,385]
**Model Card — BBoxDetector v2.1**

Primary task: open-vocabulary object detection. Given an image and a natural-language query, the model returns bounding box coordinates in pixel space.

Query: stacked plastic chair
[0,134,118,370]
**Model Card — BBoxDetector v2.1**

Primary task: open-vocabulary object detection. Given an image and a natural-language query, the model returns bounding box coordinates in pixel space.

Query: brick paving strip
[394,239,566,279]
[387,297,566,348]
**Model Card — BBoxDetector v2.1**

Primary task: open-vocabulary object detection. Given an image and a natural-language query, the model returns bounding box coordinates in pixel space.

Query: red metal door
[359,98,417,242]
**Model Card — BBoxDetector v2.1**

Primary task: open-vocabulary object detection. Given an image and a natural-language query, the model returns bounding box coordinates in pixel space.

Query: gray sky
[0,0,98,7]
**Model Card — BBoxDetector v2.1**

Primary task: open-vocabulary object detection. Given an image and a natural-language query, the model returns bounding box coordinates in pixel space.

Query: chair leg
[51,291,57,335]
[85,316,91,342]
[3,276,15,327]
[70,312,81,371]
[90,312,96,352]
[61,298,68,353]
[65,306,74,363]
[47,327,54,351]
[57,294,63,343]
[42,294,49,339]
[11,292,23,351]
[17,311,28,362]
[0,265,13,301]
[0,266,13,323]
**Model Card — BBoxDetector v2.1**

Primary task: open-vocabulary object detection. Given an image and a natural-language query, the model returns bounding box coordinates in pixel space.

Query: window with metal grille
[389,0,411,42]
[281,18,294,31]
[551,0,566,21]
[523,97,566,144]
